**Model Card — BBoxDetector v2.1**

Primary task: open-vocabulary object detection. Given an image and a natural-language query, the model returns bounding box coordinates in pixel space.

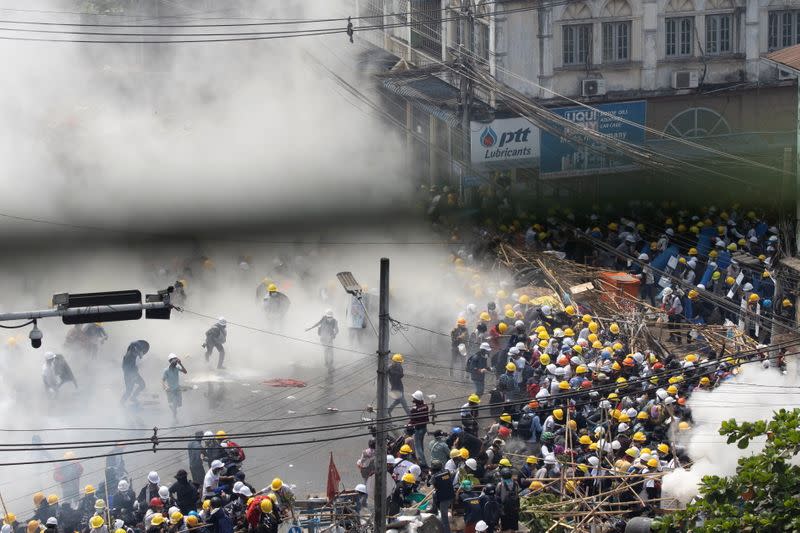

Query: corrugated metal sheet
[381,76,462,128]
[766,44,800,72]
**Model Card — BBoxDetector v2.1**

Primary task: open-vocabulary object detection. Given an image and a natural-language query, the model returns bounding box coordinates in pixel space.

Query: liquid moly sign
[540,100,646,177]
[470,117,539,165]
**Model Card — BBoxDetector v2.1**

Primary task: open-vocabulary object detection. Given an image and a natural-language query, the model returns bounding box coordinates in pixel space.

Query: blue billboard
[540,100,646,178]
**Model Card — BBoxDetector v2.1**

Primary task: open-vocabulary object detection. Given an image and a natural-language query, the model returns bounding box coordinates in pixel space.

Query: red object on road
[597,272,641,310]
[262,378,307,388]
[327,451,341,502]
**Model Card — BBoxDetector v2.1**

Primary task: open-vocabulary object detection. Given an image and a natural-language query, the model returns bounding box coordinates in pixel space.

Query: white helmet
[467,304,477,313]
[168,506,179,517]
[465,458,478,470]
[475,521,489,532]
[147,471,160,484]
[514,320,524,328]
[211,460,224,470]
[544,454,556,465]
[617,422,629,432]
[158,486,169,499]
[588,456,600,467]
[509,347,520,356]
[409,464,422,478]
[217,317,227,326]
[45,352,56,361]
[355,484,368,494]
[480,342,491,351]
[412,390,424,401]
[203,430,214,438]
[541,305,552,316]
[386,455,395,464]
[232,481,244,494]
[638,253,649,261]
[325,309,334,318]
[240,487,253,498]
[515,342,526,351]
[168,353,178,363]
[743,283,753,292]
[117,480,129,492]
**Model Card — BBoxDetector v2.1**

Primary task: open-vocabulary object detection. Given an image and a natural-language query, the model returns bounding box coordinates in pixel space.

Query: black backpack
[518,413,533,439]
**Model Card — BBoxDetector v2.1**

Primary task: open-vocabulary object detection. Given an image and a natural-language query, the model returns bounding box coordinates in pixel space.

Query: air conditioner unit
[581,79,607,97]
[671,70,699,89]
[778,67,797,80]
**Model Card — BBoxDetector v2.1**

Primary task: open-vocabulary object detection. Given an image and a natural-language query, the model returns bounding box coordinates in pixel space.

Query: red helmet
[580,380,592,389]
[498,426,511,438]
[150,497,163,508]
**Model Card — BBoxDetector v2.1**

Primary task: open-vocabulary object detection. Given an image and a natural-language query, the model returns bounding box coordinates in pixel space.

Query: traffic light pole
[0,302,169,322]
[374,258,390,533]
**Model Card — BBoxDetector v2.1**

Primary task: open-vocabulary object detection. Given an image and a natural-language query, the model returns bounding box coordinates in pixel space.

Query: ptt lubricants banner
[470,117,540,165]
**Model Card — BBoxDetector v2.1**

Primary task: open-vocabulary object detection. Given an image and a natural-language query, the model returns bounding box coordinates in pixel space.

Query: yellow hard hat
[538,331,550,341]
[500,413,512,423]
[271,478,283,491]
[748,294,760,303]
[267,283,278,293]
[567,420,577,430]
[468,394,480,403]
[479,312,491,321]
[588,321,598,333]
[612,342,623,352]
[633,432,646,442]
[449,449,461,459]
[582,314,592,324]
[579,435,592,445]
[558,380,570,390]
[402,473,416,484]
[618,413,631,423]
[202,500,211,511]
[498,323,508,333]
[526,456,538,464]
[392,353,404,363]
[727,243,737,252]
[784,299,793,307]
[592,341,603,349]
[573,345,583,354]
[576,365,587,374]
[46,495,58,505]
[216,430,227,439]
[726,276,735,285]
[588,333,598,343]
[608,392,618,400]
[89,516,104,529]
[538,340,548,348]
[497,290,508,299]
[679,257,686,264]
[609,323,620,334]
[150,514,165,526]
[678,421,691,431]
[762,270,771,279]
[646,458,659,468]
[94,499,105,510]
[657,443,670,454]
[637,411,649,420]
[260,499,273,513]
[505,362,517,372]
[611,361,621,371]
[709,249,718,258]
[685,353,698,362]
[459,448,470,459]
[565,305,576,316]
[564,328,575,337]
[589,442,599,451]
[519,295,530,305]
[688,289,699,299]
[170,512,183,525]
[712,271,721,280]
[63,452,76,460]
[625,447,639,458]
[688,247,697,255]
[539,354,550,365]
[667,385,678,395]
[505,309,515,319]
[552,408,564,420]
[4,514,16,525]
[185,516,199,527]
[399,444,413,455]
[528,481,544,491]
[84,485,95,495]
[498,458,512,467]
[33,493,44,506]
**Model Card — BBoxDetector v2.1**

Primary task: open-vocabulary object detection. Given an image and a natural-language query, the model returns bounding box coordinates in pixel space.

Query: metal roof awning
[765,44,800,74]
[382,75,463,128]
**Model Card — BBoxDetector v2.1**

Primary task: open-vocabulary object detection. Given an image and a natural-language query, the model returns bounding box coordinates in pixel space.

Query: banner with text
[470,117,540,165]
[540,100,646,178]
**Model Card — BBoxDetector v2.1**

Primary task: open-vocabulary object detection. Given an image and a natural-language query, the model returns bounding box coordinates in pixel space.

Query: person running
[120,340,150,407]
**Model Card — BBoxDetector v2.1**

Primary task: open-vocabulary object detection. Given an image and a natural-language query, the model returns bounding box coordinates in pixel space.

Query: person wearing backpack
[450,319,469,377]
[466,343,490,396]
[479,484,501,533]
[496,469,521,533]
[356,439,376,482]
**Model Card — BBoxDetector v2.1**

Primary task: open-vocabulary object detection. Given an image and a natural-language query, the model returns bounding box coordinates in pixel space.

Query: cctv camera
[29,323,43,349]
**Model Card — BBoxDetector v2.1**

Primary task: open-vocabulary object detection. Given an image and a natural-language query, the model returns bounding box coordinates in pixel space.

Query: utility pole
[374,257,390,533]
[459,1,474,168]
[335,262,390,533]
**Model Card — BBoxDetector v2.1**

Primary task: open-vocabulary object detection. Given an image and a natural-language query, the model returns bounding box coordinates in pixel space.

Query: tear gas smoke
[662,358,800,504]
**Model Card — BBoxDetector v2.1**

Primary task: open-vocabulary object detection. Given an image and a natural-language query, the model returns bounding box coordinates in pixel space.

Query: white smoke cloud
[662,358,800,504]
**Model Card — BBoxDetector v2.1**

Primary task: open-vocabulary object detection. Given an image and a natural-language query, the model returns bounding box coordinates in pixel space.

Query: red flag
[327,451,341,502]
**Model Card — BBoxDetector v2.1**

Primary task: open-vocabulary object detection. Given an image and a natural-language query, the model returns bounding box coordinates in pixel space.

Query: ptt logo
[480,126,532,147]
[480,127,498,147]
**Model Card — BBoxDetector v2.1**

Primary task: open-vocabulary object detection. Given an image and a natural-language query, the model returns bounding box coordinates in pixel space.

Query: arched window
[664,107,731,138]
[602,0,632,17]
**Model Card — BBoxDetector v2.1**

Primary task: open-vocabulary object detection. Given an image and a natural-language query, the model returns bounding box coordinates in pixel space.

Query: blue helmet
[763,299,773,309]
[452,426,462,434]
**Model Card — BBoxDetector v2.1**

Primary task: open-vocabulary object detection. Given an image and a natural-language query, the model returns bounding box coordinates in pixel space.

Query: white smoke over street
[662,358,800,504]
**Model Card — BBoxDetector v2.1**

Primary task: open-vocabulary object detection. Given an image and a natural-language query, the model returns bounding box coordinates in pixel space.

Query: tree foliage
[654,408,800,532]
